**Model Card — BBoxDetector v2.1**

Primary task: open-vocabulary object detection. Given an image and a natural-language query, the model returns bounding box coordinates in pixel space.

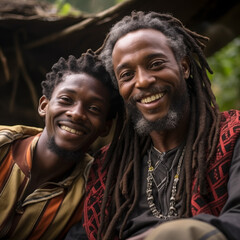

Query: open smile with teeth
[60,125,84,136]
[141,93,165,104]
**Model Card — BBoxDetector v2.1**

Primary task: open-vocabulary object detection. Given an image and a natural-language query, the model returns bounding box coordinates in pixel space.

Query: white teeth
[141,93,164,104]
[60,125,83,136]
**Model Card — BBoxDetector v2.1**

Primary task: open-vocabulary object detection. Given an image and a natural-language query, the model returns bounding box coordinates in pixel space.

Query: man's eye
[59,96,72,104]
[89,105,101,114]
[119,71,134,81]
[149,60,164,69]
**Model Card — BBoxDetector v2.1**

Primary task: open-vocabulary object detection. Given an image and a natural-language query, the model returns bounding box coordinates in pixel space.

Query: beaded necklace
[146,146,185,219]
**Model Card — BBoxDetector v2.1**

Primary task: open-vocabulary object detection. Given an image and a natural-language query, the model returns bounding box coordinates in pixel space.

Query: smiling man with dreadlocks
[82,11,240,240]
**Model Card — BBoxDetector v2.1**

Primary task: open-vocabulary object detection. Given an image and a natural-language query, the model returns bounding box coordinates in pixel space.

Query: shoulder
[219,110,240,140]
[0,125,42,147]
[0,125,42,133]
[220,110,240,127]
[215,110,240,159]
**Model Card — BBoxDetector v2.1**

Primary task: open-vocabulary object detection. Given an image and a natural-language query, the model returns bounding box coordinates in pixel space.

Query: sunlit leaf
[208,36,240,111]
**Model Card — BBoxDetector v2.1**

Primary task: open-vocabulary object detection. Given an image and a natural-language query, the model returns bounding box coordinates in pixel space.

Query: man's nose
[135,68,156,88]
[67,103,87,121]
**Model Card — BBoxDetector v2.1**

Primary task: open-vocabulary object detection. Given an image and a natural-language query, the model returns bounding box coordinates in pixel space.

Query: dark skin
[112,29,190,152]
[23,73,112,198]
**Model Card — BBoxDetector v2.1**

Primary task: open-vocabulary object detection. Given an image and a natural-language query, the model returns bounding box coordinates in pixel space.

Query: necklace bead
[146,146,185,219]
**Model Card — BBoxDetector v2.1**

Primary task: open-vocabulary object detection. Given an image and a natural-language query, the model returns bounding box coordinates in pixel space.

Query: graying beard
[133,110,179,136]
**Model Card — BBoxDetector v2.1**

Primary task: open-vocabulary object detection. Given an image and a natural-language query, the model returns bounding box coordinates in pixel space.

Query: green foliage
[50,0,81,16]
[47,0,124,14]
[115,0,126,3]
[207,36,240,111]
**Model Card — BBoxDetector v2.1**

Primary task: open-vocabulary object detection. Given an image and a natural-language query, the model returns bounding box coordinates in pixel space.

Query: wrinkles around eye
[119,71,134,82]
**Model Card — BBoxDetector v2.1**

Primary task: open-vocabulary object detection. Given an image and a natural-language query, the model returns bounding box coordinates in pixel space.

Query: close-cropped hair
[95,11,221,239]
[41,50,123,120]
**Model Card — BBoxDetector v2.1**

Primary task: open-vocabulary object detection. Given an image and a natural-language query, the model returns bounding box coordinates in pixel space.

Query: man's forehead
[116,28,168,44]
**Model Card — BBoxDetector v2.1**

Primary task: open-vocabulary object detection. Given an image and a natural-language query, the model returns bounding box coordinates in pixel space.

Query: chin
[47,137,84,160]
[134,110,180,136]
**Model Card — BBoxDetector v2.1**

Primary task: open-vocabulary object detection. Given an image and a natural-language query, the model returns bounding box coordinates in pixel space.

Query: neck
[33,129,80,182]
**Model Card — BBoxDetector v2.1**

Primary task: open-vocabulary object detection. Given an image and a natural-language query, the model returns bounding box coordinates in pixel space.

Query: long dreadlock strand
[119,132,141,238]
[115,134,131,209]
[97,122,128,240]
[205,100,220,161]
[200,68,221,161]
[106,123,137,239]
[119,130,134,199]
[103,198,131,240]
[120,161,133,198]
[97,153,118,240]
[190,62,210,194]
[177,94,197,216]
[98,117,135,239]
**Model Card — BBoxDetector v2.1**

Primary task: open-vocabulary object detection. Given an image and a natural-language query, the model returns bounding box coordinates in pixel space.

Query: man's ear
[38,95,49,118]
[181,57,190,79]
[100,120,113,137]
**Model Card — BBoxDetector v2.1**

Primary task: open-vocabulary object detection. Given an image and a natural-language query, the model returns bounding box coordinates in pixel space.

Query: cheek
[45,107,57,132]
[45,113,53,131]
[119,83,133,102]
[90,117,106,133]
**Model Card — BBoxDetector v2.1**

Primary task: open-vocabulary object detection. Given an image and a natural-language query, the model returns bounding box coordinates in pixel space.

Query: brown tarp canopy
[0,0,240,127]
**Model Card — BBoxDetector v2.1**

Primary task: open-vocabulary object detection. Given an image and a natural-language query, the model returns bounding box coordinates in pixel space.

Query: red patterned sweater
[84,110,240,240]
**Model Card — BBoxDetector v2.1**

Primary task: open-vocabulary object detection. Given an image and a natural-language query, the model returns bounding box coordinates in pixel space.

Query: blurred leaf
[58,3,71,16]
[208,36,240,111]
[47,0,118,14]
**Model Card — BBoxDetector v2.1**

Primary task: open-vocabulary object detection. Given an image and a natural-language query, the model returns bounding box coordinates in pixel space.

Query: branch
[0,47,10,82]
[15,35,39,110]
[23,0,135,49]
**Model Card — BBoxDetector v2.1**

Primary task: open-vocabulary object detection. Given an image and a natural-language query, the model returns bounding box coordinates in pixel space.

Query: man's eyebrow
[145,52,166,60]
[115,52,166,73]
[58,88,76,94]
[115,63,131,74]
[59,88,108,103]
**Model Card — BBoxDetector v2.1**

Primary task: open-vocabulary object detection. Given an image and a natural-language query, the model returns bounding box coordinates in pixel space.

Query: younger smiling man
[0,51,121,239]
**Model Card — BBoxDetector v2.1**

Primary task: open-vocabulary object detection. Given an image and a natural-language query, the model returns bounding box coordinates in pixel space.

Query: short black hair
[41,49,122,120]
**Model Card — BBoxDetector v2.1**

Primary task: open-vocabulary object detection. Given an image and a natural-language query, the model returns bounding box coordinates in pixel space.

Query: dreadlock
[41,49,122,120]
[96,11,221,239]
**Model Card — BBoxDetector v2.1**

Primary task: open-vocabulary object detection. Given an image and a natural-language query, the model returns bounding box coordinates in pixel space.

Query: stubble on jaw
[47,137,84,162]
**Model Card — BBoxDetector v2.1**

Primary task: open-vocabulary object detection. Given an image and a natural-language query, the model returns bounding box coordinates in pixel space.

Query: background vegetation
[47,0,124,15]
[208,37,240,111]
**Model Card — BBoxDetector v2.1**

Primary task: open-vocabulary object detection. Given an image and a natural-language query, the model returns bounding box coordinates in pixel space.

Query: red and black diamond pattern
[84,110,240,238]
[191,110,240,216]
